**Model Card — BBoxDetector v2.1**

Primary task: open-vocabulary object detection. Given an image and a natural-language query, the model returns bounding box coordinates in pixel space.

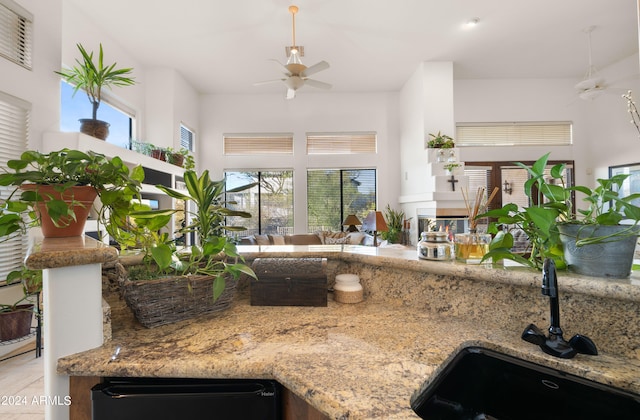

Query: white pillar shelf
[25,234,118,420]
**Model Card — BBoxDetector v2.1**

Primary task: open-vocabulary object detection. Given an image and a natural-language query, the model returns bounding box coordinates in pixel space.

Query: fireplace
[417,215,468,243]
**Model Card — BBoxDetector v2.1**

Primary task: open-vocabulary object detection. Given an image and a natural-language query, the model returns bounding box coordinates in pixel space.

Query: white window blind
[0,91,30,281]
[0,0,33,69]
[306,132,377,155]
[180,125,194,152]
[223,133,294,155]
[456,122,572,146]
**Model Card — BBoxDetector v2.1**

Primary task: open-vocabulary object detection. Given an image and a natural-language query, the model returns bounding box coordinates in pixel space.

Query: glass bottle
[454,229,492,264]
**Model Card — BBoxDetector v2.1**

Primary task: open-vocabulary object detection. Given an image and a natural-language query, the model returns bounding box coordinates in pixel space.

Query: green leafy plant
[128,170,258,299]
[6,266,42,295]
[0,149,143,241]
[478,153,570,269]
[380,204,405,244]
[562,174,640,246]
[444,162,461,173]
[55,43,135,122]
[427,131,455,148]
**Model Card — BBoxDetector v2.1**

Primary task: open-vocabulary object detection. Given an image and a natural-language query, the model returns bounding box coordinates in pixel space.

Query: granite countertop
[57,245,640,419]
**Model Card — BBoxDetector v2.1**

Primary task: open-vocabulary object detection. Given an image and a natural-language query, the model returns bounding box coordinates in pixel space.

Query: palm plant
[55,43,135,137]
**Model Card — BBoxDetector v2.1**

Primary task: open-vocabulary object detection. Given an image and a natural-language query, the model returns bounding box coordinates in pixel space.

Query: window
[59,81,134,150]
[0,0,32,69]
[307,169,376,232]
[223,133,293,155]
[464,160,575,212]
[306,132,377,154]
[224,171,294,236]
[456,122,572,146]
[0,91,29,281]
[180,124,194,152]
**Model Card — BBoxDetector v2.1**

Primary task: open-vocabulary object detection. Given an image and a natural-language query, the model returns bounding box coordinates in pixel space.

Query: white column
[43,263,103,420]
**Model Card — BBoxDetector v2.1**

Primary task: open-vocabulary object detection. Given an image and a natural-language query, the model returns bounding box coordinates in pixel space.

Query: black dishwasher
[92,378,281,420]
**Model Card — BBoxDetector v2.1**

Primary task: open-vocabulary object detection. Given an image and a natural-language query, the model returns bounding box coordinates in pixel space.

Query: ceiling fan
[254,4,331,99]
[574,26,627,101]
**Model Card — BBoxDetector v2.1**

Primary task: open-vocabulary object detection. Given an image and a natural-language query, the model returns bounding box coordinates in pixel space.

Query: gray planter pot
[558,224,640,279]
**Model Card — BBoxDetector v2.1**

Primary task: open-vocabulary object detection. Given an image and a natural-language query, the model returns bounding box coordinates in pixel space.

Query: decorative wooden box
[251,258,327,307]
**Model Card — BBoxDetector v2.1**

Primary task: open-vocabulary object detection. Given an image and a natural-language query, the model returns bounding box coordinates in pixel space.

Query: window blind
[456,122,572,146]
[0,0,33,69]
[307,168,376,232]
[306,132,377,155]
[223,133,294,155]
[0,91,30,281]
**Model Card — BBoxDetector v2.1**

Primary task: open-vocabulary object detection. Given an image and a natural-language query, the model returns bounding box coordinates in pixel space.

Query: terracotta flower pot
[0,304,34,341]
[79,119,110,140]
[21,184,98,238]
[150,149,166,161]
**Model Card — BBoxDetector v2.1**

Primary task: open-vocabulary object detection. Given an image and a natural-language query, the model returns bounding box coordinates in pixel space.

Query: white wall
[199,91,399,234]
[144,68,200,153]
[454,53,640,189]
[0,0,62,151]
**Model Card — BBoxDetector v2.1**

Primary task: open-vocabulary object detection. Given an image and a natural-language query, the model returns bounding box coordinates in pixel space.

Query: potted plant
[0,296,34,341]
[0,271,36,341]
[55,43,136,140]
[557,174,640,278]
[0,148,144,239]
[164,147,192,168]
[479,152,640,278]
[478,153,570,270]
[114,169,258,328]
[444,162,461,175]
[427,131,455,148]
[380,204,405,244]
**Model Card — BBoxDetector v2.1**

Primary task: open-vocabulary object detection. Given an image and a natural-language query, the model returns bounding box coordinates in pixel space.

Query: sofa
[239,230,372,246]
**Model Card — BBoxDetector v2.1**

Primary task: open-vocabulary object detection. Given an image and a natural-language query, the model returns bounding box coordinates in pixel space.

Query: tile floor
[0,350,45,419]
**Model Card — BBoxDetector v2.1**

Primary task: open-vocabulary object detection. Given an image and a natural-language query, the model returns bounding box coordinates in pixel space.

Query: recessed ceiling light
[465,18,480,28]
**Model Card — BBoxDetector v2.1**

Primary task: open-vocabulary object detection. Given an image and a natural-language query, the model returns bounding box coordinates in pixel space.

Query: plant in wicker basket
[115,170,258,327]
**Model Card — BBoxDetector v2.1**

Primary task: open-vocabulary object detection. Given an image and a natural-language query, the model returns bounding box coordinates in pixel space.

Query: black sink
[411,346,640,420]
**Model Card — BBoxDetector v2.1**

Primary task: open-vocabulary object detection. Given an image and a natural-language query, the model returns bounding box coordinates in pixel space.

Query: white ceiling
[66,0,639,95]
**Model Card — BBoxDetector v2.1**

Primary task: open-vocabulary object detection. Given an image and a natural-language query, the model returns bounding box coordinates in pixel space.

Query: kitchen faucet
[521,258,598,359]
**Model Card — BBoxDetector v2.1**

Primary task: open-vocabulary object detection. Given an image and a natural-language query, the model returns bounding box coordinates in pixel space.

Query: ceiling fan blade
[268,59,291,76]
[286,88,296,100]
[301,61,330,77]
[253,79,286,86]
[304,79,332,90]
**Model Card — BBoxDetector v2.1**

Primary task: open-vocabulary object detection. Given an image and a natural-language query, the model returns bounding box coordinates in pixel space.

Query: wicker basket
[116,263,237,328]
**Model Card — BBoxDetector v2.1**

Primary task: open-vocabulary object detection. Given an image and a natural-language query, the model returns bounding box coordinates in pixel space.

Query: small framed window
[0,0,33,69]
[180,125,195,152]
[60,81,135,150]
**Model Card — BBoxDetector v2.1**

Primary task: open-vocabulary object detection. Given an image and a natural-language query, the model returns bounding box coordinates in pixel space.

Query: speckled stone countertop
[25,234,118,270]
[56,245,640,419]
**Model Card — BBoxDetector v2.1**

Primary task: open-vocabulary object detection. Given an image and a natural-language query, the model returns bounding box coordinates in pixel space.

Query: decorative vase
[0,305,34,341]
[454,229,491,264]
[21,184,97,238]
[558,224,640,279]
[79,119,110,140]
[417,231,453,261]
